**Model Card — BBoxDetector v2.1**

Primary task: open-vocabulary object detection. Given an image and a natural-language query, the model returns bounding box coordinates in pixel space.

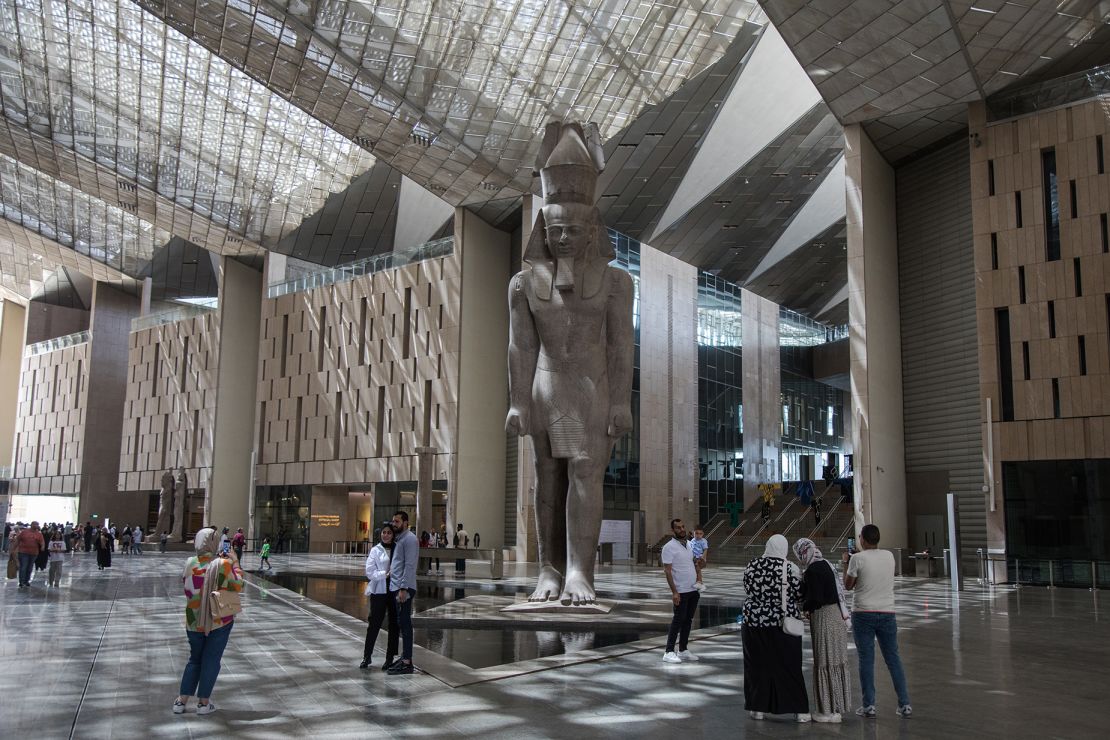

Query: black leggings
[364,592,399,663]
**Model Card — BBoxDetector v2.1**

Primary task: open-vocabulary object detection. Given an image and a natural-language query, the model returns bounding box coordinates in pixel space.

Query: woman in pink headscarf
[793,537,852,723]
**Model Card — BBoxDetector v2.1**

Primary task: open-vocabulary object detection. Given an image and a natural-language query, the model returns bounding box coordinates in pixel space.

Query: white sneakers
[813,712,842,723]
[750,711,815,723]
[174,700,217,715]
[897,705,913,718]
[662,649,699,663]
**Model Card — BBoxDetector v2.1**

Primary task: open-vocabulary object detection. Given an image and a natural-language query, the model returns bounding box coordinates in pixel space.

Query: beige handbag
[209,589,243,620]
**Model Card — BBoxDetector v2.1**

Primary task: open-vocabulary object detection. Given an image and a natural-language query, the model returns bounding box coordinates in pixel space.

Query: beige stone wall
[11,342,89,494]
[118,311,219,492]
[254,251,460,488]
[969,99,1110,548]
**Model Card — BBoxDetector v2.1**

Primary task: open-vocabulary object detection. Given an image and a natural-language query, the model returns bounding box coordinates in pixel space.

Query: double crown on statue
[534,121,606,205]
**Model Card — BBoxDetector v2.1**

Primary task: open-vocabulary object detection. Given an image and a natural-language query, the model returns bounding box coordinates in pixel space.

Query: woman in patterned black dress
[742,534,811,722]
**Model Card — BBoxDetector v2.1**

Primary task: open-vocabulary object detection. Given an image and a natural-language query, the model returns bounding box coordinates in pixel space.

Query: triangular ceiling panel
[650,24,824,240]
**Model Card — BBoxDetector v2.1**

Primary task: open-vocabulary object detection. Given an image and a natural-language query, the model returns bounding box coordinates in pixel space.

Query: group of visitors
[6,521,86,587]
[662,519,911,724]
[360,511,419,675]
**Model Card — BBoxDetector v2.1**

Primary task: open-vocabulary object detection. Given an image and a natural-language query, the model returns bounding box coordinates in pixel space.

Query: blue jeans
[17,553,35,586]
[394,588,415,661]
[180,622,234,700]
[852,612,910,707]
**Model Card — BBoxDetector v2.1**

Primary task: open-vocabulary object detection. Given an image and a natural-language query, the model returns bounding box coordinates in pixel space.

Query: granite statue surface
[506,121,634,606]
[154,470,175,536]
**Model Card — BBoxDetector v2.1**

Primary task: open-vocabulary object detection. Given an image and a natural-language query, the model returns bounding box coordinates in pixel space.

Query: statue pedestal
[413,594,681,631]
[500,600,612,615]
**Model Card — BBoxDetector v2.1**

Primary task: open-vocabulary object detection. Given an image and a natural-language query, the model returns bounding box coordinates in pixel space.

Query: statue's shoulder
[607,265,634,295]
[509,269,532,293]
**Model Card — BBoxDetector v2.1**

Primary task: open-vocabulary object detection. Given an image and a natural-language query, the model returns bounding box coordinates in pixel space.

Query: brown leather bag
[209,590,242,621]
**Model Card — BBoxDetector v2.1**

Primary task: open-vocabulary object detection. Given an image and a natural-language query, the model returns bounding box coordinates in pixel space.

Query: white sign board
[599,519,631,560]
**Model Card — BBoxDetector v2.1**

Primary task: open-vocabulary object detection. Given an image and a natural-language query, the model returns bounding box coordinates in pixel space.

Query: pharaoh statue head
[524,122,613,299]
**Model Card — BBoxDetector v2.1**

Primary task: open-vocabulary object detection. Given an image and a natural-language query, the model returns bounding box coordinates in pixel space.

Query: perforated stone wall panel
[118,312,220,492]
[254,251,460,487]
[11,343,89,494]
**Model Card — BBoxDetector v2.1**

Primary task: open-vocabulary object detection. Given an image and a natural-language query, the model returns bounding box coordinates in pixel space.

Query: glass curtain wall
[780,308,846,481]
[697,273,744,525]
[604,230,641,515]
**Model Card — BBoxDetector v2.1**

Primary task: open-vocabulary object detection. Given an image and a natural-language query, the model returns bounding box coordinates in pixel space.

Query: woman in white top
[361,524,399,670]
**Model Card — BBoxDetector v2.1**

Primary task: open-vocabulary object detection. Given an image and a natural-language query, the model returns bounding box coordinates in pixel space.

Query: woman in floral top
[742,533,811,723]
[173,527,243,716]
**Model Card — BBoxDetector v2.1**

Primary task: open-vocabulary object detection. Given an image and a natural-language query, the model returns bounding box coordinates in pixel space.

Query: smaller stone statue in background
[172,469,189,542]
[154,470,175,536]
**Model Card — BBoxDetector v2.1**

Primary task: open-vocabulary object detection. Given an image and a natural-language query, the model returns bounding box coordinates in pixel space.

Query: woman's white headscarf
[190,527,223,634]
[763,533,789,559]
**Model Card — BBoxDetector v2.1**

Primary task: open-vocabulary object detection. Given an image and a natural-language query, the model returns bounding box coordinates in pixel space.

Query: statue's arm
[506,272,539,436]
[606,269,635,437]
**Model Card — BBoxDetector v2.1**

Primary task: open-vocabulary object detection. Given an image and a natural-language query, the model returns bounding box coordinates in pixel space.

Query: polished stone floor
[2,549,1105,738]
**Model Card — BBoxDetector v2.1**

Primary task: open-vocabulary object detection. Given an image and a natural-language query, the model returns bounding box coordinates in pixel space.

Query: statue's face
[543,204,594,259]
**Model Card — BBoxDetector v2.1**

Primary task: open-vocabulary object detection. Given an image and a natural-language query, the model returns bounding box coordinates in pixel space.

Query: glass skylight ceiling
[0,0,377,251]
[146,0,766,202]
[0,152,168,275]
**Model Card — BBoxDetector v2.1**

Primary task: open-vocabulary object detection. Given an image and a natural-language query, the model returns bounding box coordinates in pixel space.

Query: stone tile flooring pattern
[2,549,1107,738]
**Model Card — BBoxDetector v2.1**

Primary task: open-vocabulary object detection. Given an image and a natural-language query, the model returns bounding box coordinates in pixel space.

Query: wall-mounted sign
[311,514,341,528]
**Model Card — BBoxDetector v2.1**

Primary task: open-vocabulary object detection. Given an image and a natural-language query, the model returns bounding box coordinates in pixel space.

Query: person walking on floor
[160,532,169,553]
[843,524,912,719]
[453,523,468,576]
[13,521,45,589]
[259,538,272,570]
[83,523,94,553]
[361,524,399,670]
[386,511,418,675]
[47,532,66,587]
[132,526,144,555]
[794,537,852,723]
[661,518,700,664]
[231,528,246,562]
[174,527,244,716]
[742,533,811,723]
[95,528,112,570]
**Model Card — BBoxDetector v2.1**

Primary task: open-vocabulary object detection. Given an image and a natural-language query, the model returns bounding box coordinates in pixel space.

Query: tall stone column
[208,257,263,531]
[79,284,141,523]
[451,207,510,548]
[845,124,908,547]
[741,288,782,510]
[415,445,436,536]
[0,300,26,471]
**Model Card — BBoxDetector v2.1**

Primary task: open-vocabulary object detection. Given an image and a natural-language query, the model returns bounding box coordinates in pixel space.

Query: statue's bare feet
[528,566,563,602]
[559,571,596,606]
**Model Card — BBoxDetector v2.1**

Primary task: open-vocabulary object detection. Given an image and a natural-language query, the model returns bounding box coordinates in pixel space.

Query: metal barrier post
[1048,559,1055,589]
[1015,558,1020,585]
[1094,561,1100,590]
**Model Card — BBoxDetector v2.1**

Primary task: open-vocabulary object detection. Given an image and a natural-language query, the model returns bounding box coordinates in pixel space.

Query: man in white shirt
[844,524,912,719]
[661,518,700,664]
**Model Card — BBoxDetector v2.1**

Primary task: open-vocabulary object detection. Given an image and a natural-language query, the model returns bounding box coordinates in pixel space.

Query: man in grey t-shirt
[844,524,911,718]
[661,518,700,664]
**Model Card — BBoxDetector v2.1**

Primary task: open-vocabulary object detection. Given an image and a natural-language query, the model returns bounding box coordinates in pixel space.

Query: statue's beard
[555,255,576,291]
